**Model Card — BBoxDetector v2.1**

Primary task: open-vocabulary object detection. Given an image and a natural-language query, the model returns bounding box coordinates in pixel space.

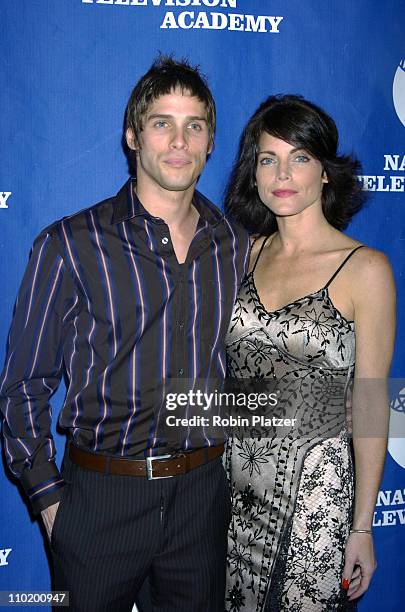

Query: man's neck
[134,180,200,264]
[135,180,196,229]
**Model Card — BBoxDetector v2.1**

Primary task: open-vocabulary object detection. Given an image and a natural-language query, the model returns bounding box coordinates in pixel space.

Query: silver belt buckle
[146,454,173,480]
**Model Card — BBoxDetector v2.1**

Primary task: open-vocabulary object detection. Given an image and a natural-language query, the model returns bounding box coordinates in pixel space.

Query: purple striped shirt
[0,179,249,513]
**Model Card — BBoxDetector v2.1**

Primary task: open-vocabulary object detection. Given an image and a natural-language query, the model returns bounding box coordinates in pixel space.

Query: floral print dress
[224,244,364,612]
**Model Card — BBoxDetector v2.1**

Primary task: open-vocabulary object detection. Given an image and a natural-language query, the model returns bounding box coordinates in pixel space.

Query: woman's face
[255,133,328,218]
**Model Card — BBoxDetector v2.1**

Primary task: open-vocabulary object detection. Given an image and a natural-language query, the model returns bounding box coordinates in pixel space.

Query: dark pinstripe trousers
[51,451,231,612]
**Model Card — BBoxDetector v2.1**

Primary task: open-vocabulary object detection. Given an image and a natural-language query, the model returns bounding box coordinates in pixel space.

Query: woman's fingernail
[342,578,350,590]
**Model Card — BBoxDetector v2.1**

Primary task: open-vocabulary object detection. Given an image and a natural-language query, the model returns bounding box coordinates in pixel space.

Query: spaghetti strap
[324,245,366,289]
[250,235,272,275]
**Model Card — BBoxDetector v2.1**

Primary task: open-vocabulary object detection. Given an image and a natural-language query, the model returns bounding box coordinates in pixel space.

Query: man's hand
[41,501,60,541]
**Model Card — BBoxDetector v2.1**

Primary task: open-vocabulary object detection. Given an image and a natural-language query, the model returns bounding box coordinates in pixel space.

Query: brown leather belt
[69,443,224,480]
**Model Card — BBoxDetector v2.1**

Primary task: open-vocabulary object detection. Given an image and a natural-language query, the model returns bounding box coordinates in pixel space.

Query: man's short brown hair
[125,55,216,151]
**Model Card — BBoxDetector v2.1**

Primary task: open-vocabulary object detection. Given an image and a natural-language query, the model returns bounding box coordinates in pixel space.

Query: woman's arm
[343,248,396,600]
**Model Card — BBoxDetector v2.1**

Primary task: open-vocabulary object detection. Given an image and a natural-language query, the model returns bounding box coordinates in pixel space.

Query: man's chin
[159,179,198,193]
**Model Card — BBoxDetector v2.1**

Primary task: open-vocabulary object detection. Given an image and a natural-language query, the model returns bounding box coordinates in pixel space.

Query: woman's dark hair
[225,94,365,234]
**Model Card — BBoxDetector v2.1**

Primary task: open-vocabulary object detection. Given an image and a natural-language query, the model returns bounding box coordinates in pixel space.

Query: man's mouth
[164,158,192,168]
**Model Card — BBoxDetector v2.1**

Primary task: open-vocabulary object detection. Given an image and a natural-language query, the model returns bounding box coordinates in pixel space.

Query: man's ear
[207,138,215,156]
[126,128,139,151]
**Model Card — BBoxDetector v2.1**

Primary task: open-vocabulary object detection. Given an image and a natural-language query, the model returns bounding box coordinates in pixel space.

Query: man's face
[126,89,212,195]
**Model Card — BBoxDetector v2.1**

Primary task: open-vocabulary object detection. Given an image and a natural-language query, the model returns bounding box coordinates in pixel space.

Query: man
[0,57,249,611]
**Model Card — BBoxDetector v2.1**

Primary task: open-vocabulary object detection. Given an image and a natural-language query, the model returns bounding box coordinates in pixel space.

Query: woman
[224,95,396,611]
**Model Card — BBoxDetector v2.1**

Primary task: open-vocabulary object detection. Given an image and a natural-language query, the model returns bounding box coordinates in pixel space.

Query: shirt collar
[111,178,224,228]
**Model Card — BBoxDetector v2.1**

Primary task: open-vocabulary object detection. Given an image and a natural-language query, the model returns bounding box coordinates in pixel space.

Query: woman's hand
[342,532,376,600]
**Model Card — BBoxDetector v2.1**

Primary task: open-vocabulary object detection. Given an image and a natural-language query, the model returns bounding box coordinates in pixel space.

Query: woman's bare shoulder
[350,245,392,273]
[248,234,273,273]
[329,231,390,275]
[348,245,395,298]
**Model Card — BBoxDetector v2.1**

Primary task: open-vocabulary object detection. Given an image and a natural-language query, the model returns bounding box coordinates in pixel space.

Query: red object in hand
[342,578,350,590]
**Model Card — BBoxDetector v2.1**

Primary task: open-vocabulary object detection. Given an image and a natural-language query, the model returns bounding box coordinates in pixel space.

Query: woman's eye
[259,157,276,166]
[294,154,310,162]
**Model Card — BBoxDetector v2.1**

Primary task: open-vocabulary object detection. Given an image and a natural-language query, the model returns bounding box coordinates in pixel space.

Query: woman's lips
[272,189,298,198]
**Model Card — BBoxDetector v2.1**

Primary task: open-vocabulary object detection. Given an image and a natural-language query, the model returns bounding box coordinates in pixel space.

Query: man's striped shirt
[0,179,249,514]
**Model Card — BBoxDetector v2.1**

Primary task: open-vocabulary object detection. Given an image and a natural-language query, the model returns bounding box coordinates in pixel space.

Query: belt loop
[104,455,111,475]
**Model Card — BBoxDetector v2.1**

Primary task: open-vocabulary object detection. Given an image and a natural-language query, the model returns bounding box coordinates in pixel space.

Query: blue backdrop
[1,1,404,610]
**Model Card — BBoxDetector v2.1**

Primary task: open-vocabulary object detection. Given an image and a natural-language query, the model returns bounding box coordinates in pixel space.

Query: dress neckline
[246,271,355,326]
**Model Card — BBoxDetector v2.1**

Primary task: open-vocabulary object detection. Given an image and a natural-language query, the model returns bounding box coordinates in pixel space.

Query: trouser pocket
[50,484,71,552]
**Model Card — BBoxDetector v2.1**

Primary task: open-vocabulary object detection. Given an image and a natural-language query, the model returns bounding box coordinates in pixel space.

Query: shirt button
[179,322,184,329]
[161,237,169,245]
[178,368,184,376]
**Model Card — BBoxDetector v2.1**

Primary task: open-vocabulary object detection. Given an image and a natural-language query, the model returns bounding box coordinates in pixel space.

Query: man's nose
[170,126,188,149]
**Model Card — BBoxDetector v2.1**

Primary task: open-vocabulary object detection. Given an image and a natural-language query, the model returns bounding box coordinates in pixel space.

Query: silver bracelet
[350,528,372,534]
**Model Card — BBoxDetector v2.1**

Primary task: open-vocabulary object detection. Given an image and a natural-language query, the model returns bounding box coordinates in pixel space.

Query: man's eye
[154,121,169,128]
[189,123,203,131]
[259,157,276,166]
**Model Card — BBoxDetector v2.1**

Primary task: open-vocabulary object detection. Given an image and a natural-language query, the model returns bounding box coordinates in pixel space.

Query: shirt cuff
[20,461,66,515]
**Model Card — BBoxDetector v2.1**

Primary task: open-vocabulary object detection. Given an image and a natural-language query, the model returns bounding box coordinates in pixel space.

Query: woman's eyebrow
[258,147,304,155]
